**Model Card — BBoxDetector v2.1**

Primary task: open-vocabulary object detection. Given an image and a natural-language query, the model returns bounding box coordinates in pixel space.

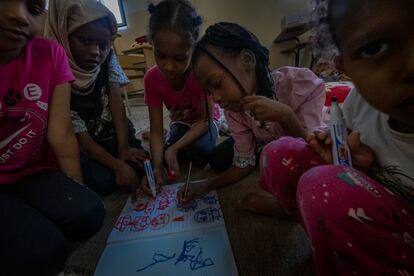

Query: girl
[143,0,218,192]
[45,0,148,198]
[178,22,326,214]
[258,0,414,274]
[0,0,104,275]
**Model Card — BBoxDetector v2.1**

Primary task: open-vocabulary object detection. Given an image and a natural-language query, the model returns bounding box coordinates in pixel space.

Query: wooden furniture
[117,54,147,113]
[122,43,155,70]
[117,43,155,113]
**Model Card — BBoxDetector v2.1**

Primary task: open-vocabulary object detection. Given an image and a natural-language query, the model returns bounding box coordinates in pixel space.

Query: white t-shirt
[343,89,414,207]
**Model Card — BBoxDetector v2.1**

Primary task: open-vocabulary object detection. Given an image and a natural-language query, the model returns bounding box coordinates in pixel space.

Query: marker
[143,159,157,197]
[330,96,352,167]
[184,162,193,198]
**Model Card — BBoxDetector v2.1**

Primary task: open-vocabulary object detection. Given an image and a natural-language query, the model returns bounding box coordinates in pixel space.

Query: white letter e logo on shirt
[24,83,42,101]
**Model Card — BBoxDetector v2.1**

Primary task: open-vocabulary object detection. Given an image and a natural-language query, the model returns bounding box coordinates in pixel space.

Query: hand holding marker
[143,159,157,197]
[330,96,352,167]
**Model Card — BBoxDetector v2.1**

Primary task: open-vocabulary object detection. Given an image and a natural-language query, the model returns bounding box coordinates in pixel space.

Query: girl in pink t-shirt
[142,0,218,194]
[0,1,104,274]
[177,23,325,212]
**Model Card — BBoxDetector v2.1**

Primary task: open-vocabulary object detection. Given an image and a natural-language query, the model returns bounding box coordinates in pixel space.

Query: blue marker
[330,96,352,167]
[143,159,157,197]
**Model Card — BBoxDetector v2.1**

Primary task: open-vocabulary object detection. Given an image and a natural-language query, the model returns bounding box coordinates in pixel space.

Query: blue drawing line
[136,238,214,272]
[202,194,218,205]
[194,207,222,223]
[175,238,214,270]
[136,252,176,272]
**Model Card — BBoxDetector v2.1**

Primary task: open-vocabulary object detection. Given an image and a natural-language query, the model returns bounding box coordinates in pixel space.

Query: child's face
[69,19,112,71]
[153,29,193,82]
[0,1,39,56]
[194,45,256,112]
[334,0,414,130]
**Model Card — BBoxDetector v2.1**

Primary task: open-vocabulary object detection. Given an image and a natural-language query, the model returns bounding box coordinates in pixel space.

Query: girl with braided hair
[142,0,219,195]
[177,22,325,215]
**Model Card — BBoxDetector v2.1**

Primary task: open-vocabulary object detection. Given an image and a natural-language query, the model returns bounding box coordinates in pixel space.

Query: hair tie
[148,3,156,14]
[193,16,202,27]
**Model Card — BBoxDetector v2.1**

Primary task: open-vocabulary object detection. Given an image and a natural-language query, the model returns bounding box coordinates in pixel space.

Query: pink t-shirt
[144,66,219,124]
[226,66,325,168]
[0,38,75,184]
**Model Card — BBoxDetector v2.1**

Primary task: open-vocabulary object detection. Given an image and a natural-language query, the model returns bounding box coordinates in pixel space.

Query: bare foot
[237,192,296,220]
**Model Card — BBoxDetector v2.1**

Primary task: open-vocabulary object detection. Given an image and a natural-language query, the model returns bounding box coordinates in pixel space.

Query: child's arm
[241,96,306,138]
[148,106,165,186]
[177,165,254,204]
[164,119,209,174]
[164,99,212,175]
[108,83,147,163]
[47,83,83,183]
[77,132,138,188]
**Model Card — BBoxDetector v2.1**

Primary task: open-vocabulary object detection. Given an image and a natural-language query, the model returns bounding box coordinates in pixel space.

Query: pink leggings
[259,137,414,276]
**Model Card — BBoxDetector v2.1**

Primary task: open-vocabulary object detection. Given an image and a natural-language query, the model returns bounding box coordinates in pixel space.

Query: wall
[115,0,310,67]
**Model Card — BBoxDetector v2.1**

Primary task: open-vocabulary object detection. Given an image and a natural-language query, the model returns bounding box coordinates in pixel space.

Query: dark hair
[193,22,274,99]
[26,0,46,16]
[148,0,202,44]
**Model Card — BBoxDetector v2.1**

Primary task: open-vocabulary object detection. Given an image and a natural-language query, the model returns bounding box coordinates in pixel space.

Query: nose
[5,2,30,28]
[89,44,100,59]
[163,60,175,74]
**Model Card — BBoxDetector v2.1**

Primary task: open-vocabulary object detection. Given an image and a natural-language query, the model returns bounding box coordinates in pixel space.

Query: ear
[334,55,346,73]
[240,49,256,70]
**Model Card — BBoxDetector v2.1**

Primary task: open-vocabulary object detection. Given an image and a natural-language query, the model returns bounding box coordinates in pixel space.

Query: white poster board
[95,182,238,276]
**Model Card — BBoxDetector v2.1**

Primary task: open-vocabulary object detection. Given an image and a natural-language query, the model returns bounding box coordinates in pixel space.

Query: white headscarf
[44,0,117,91]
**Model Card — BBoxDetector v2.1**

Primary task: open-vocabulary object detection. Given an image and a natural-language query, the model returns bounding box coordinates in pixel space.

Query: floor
[63,104,315,276]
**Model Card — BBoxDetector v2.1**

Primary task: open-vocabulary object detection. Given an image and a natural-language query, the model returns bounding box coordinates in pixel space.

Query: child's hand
[347,132,375,172]
[307,131,333,164]
[241,96,293,123]
[140,173,162,198]
[176,180,210,207]
[114,160,138,188]
[120,147,148,165]
[307,131,375,172]
[164,147,180,178]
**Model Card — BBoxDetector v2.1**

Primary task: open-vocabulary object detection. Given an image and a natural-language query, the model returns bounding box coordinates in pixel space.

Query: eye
[155,52,166,59]
[99,41,110,51]
[211,80,221,89]
[80,37,93,45]
[360,41,390,58]
[175,56,188,62]
[27,3,44,16]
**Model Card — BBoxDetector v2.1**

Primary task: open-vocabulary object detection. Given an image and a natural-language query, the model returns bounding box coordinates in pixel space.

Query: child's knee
[297,165,351,224]
[259,137,309,193]
[261,137,308,166]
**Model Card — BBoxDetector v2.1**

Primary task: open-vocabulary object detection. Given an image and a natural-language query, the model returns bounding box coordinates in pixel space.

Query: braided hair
[193,22,274,99]
[148,0,202,44]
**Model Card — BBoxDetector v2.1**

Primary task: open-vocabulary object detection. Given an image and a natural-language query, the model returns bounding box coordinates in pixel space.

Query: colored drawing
[107,183,224,243]
[136,238,213,272]
[194,208,222,223]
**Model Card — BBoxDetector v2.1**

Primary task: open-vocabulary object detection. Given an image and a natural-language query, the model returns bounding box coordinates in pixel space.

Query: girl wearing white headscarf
[45,0,148,198]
